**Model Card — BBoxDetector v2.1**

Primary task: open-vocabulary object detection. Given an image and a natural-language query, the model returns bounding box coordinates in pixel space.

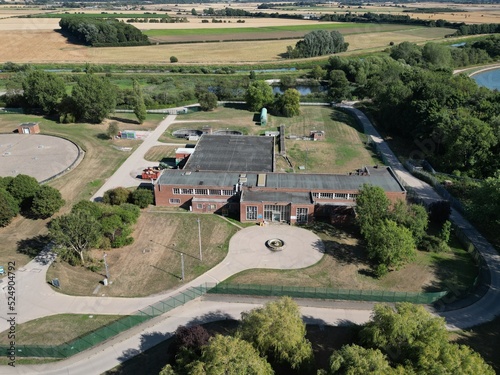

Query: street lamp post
[197,218,202,261]
[180,252,185,281]
[103,252,110,285]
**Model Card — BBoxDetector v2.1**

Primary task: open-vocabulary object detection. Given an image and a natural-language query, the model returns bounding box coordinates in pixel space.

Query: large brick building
[154,135,406,224]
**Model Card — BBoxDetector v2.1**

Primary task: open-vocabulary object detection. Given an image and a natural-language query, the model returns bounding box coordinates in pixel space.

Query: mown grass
[225,222,478,294]
[0,314,123,346]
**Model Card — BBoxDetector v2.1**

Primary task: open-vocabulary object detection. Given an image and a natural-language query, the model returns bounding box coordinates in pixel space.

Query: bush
[420,234,449,253]
[170,56,178,63]
[103,187,131,206]
[131,188,154,208]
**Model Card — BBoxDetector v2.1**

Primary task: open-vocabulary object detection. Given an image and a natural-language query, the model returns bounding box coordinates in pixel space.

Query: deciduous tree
[7,174,39,209]
[30,185,65,219]
[131,188,154,208]
[188,335,274,375]
[197,90,218,111]
[245,80,274,112]
[49,210,102,265]
[238,296,313,369]
[103,187,131,206]
[133,80,147,124]
[361,303,494,374]
[71,73,117,123]
[355,184,390,237]
[22,70,66,114]
[367,219,416,274]
[273,88,300,117]
[328,344,393,375]
[0,189,20,227]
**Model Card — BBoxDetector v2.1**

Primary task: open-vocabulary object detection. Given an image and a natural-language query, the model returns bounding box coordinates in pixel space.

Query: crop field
[0,26,456,64]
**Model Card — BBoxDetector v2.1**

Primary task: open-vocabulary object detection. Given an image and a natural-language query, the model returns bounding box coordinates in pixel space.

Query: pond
[272,85,328,95]
[471,68,500,91]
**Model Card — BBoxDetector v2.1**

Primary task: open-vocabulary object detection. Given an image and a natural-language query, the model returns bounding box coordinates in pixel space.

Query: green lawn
[0,314,123,346]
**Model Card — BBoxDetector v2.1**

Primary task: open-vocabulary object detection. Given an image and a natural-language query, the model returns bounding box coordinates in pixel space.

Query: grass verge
[0,314,123,346]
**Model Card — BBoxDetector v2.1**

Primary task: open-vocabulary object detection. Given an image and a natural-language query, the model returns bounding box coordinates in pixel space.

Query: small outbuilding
[260,108,267,126]
[18,122,40,135]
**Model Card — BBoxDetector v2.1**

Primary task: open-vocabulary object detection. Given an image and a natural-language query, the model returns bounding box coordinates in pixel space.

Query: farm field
[46,212,238,297]
[0,4,461,65]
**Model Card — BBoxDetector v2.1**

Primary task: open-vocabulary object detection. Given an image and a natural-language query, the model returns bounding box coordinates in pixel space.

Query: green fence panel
[208,283,448,305]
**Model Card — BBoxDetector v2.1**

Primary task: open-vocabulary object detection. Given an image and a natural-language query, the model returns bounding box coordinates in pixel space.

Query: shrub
[170,56,178,63]
[420,234,449,253]
[131,188,154,208]
[103,187,131,206]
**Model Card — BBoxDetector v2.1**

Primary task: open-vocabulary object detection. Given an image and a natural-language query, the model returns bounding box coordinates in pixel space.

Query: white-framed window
[209,189,221,195]
[173,188,180,195]
[335,193,348,199]
[296,208,308,223]
[246,206,257,220]
[195,189,208,195]
[169,198,181,204]
[208,204,216,210]
[197,204,203,209]
[222,190,234,196]
[180,188,193,195]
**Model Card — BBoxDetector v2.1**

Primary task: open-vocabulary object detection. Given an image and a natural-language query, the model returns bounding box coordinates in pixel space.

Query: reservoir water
[471,68,500,91]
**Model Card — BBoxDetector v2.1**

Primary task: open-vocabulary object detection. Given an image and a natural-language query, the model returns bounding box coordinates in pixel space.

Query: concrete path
[338,104,500,329]
[91,114,177,201]
[0,226,323,333]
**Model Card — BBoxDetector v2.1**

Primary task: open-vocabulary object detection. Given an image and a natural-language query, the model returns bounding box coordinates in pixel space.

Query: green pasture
[144,23,418,37]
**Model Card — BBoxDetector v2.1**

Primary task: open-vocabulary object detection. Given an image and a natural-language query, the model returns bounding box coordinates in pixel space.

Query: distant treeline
[402,8,466,14]
[59,17,149,47]
[454,23,500,36]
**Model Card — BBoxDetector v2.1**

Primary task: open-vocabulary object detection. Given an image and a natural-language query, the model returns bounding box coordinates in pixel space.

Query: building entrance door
[273,212,281,222]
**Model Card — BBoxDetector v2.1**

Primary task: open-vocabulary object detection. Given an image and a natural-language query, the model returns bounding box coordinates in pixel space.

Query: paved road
[91,114,177,201]
[338,104,500,330]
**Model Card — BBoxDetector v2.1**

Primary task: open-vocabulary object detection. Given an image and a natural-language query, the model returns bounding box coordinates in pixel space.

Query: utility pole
[181,252,185,281]
[197,218,202,261]
[103,252,110,285]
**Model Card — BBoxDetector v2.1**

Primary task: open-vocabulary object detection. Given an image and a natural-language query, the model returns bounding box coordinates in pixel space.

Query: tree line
[59,17,150,47]
[159,297,493,374]
[322,38,500,179]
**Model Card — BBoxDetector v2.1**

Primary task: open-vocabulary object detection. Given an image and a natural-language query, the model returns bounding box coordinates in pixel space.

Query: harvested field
[0,14,457,64]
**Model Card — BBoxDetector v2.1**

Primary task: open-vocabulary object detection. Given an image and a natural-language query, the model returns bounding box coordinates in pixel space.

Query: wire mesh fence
[206,283,448,304]
[0,285,209,358]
